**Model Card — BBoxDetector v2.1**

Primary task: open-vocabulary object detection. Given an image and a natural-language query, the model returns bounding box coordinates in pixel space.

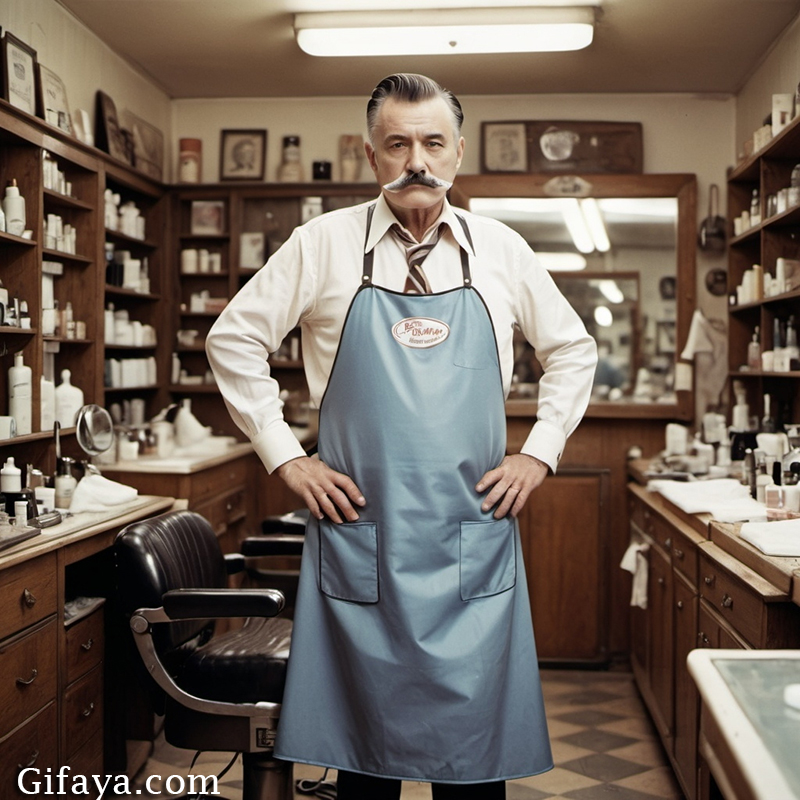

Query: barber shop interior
[4,1,800,799]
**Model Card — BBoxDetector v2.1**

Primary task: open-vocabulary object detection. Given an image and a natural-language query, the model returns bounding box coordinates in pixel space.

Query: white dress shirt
[206,193,597,475]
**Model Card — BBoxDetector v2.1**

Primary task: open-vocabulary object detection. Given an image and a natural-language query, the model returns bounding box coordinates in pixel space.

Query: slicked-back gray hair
[366,73,464,144]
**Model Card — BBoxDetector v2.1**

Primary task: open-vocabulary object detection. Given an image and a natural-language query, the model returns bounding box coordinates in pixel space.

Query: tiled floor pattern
[131,669,685,799]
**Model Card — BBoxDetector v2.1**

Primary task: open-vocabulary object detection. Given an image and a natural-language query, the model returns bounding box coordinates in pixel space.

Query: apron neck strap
[362,204,473,287]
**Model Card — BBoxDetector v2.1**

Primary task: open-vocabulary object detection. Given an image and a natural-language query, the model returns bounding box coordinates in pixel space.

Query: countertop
[102,441,254,475]
[688,649,800,800]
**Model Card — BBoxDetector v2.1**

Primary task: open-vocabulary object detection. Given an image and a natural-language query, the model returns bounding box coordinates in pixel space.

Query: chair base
[242,753,294,800]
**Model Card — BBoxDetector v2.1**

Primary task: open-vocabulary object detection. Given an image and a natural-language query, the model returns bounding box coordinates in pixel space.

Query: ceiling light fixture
[294,7,595,57]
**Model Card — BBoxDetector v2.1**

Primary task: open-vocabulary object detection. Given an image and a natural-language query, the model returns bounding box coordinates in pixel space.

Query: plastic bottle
[40,374,56,432]
[785,315,799,370]
[54,456,77,509]
[55,369,84,427]
[0,201,5,233]
[790,164,800,207]
[8,352,32,435]
[0,457,22,492]
[750,188,761,226]
[2,179,26,236]
[747,326,761,370]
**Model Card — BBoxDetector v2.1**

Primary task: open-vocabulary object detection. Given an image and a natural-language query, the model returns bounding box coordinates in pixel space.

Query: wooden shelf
[104,228,159,249]
[41,248,93,265]
[0,230,36,246]
[104,285,161,301]
[43,188,93,211]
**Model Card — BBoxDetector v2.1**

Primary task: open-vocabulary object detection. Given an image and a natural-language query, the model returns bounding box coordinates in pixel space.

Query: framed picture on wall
[36,64,73,134]
[481,122,529,173]
[191,200,225,235]
[120,109,164,181]
[95,90,131,164]
[220,129,267,181]
[2,31,38,116]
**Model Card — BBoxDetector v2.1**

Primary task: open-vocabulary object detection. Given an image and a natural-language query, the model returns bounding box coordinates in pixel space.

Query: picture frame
[95,90,131,164]
[36,63,72,134]
[481,123,529,173]
[220,129,266,181]
[239,232,266,269]
[120,109,164,181]
[481,120,643,174]
[2,31,38,116]
[191,200,225,236]
[656,320,676,356]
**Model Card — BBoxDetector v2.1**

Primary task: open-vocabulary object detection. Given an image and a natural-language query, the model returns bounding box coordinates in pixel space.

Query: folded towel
[648,478,765,523]
[739,519,800,556]
[68,474,138,514]
[620,541,650,609]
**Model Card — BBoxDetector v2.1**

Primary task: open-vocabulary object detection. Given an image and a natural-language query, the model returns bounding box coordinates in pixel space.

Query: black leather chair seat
[178,616,293,704]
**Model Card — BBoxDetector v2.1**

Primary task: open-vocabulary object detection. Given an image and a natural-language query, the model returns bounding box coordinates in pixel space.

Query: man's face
[365,95,464,213]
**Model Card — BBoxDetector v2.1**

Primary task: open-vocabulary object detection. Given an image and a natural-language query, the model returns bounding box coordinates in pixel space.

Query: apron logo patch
[392,317,450,349]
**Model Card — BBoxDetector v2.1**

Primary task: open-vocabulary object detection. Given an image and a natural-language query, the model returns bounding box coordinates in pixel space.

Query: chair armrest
[224,553,246,574]
[161,588,284,620]
[241,535,305,557]
[261,510,309,535]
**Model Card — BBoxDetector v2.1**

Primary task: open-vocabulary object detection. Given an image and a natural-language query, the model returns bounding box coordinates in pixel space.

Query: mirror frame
[450,172,696,420]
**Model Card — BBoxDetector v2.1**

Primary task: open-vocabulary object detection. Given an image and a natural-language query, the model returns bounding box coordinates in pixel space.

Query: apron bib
[274,208,553,783]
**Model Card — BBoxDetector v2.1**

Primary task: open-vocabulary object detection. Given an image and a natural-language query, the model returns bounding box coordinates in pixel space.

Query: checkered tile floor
[132,669,684,799]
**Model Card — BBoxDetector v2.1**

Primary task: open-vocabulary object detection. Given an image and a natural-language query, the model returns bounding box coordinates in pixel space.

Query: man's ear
[455,136,465,172]
[364,141,378,174]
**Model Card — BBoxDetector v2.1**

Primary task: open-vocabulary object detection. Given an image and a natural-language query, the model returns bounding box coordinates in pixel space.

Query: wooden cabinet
[0,497,173,796]
[628,480,800,800]
[169,184,377,440]
[517,468,610,662]
[726,111,800,424]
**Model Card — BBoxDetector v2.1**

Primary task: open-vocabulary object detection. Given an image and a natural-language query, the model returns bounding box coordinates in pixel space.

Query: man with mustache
[206,73,597,799]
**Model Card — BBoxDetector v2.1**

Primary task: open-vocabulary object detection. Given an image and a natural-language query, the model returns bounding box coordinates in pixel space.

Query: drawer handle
[657,577,665,587]
[81,638,94,651]
[665,537,672,549]
[18,750,39,770]
[704,575,715,587]
[82,702,96,718]
[22,588,37,607]
[697,632,710,646]
[674,548,684,560]
[16,668,38,686]
[721,593,734,609]
[677,599,684,610]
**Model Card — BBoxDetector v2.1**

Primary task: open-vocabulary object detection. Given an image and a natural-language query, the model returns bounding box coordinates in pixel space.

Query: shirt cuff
[252,421,308,474]
[520,419,566,475]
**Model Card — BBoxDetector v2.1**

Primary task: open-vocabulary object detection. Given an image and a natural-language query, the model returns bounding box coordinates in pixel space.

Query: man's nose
[407,143,427,173]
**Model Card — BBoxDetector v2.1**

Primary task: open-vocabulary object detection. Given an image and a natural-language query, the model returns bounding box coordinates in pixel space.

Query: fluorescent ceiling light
[561,198,594,254]
[579,198,610,252]
[294,7,595,57]
[594,305,613,327]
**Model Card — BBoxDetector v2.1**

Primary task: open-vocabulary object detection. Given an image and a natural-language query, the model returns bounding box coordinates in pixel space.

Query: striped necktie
[391,223,444,294]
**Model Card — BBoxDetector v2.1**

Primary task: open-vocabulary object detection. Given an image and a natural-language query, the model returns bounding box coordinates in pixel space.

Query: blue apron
[273,208,553,784]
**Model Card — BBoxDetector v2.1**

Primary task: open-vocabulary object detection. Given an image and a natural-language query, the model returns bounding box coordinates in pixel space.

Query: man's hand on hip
[276,456,366,523]
[476,454,549,519]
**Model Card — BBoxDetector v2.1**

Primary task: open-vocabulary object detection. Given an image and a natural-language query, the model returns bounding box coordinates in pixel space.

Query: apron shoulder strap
[454,214,473,287]
[362,204,376,286]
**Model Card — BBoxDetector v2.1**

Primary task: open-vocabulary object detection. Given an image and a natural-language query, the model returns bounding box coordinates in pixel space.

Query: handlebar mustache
[383,172,453,193]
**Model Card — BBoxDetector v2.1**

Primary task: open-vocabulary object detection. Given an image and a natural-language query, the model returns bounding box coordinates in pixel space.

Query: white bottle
[55,369,84,427]
[54,457,77,509]
[0,202,5,233]
[2,179,26,236]
[8,352,32,435]
[40,374,56,432]
[0,457,22,492]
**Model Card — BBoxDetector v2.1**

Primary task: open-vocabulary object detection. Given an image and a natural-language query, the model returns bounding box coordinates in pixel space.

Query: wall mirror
[451,173,696,419]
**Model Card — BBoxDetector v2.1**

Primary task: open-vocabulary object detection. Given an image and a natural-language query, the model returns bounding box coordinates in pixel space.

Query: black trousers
[337,770,506,799]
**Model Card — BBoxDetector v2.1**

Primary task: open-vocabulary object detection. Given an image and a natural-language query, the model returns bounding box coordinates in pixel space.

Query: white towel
[739,519,800,556]
[68,474,138,514]
[620,541,650,609]
[648,478,765,522]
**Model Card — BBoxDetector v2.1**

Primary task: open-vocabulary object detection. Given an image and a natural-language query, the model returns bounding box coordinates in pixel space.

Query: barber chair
[115,509,301,800]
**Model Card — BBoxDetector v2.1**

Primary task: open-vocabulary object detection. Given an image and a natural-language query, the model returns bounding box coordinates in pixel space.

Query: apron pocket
[319,520,379,603]
[460,519,516,600]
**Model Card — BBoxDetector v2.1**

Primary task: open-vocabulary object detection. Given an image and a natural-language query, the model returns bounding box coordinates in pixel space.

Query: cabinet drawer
[0,554,57,640]
[671,526,698,588]
[190,457,249,506]
[0,702,58,800]
[68,730,104,782]
[628,492,650,534]
[63,664,104,761]
[65,609,104,685]
[699,550,763,647]
[650,513,675,554]
[0,618,58,739]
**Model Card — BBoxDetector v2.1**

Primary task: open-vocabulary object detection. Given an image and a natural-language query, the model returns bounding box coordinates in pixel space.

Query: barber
[206,73,597,800]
